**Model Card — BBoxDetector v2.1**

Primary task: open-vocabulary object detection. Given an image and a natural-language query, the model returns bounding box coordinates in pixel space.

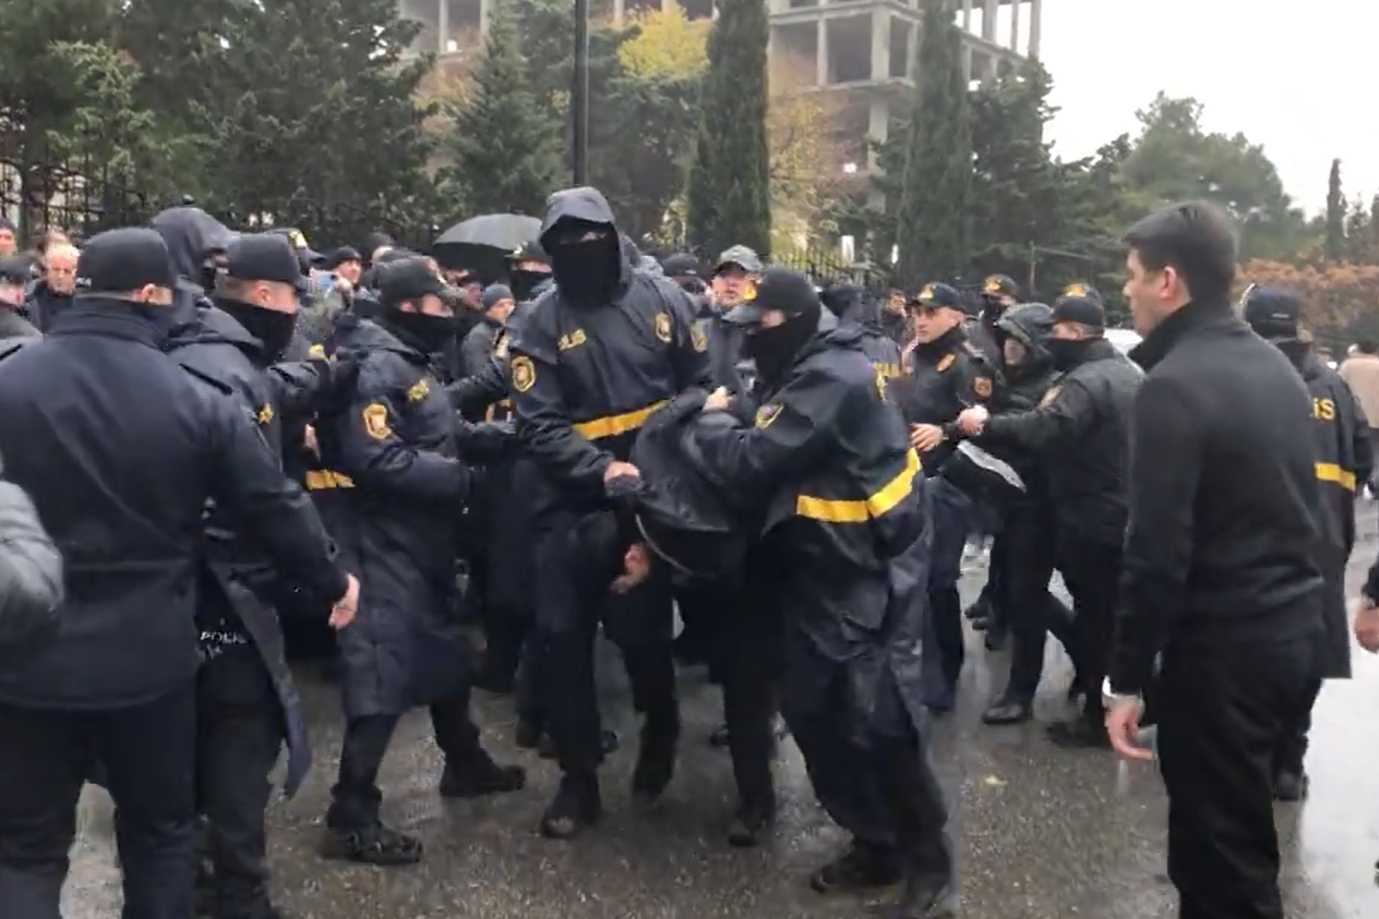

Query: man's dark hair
[1358,340,1379,355]
[1123,201,1237,304]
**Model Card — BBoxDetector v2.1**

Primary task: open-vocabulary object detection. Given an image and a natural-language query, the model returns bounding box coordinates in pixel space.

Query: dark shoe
[889,874,958,918]
[439,752,526,798]
[963,597,990,622]
[321,822,423,865]
[1047,717,1109,750]
[727,799,776,848]
[981,697,1031,726]
[969,616,990,632]
[514,718,542,750]
[924,683,956,715]
[1274,770,1310,802]
[540,775,602,840]
[709,722,731,748]
[538,728,620,760]
[472,666,515,695]
[983,623,1007,651]
[809,841,902,894]
[632,713,680,807]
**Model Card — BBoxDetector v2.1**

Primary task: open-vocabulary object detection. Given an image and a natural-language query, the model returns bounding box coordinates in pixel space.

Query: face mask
[388,308,455,355]
[551,236,620,305]
[510,269,549,304]
[1047,337,1091,371]
[220,300,297,362]
[744,304,820,385]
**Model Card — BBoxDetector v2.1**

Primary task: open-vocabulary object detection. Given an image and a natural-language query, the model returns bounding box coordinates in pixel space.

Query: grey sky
[1037,0,1376,215]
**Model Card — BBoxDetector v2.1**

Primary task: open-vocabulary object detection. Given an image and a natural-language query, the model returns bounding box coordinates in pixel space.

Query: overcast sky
[1032,0,1376,215]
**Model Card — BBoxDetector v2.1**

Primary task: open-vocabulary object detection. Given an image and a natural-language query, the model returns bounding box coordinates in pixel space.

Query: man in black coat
[0,452,62,660]
[1243,287,1371,800]
[0,228,357,919]
[0,257,39,341]
[315,258,525,865]
[1105,202,1325,919]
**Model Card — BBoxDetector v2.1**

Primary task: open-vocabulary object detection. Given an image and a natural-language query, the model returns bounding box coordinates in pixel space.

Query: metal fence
[0,158,156,242]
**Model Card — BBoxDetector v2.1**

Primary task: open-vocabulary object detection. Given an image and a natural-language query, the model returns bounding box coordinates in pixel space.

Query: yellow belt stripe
[1316,462,1356,492]
[573,400,668,441]
[305,469,356,491]
[795,449,921,524]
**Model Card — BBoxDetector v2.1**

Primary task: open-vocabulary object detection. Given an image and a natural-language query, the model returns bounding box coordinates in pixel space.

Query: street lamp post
[572,0,590,184]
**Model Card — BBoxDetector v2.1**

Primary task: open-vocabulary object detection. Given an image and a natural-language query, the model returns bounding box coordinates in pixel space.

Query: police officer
[821,283,903,382]
[0,257,39,341]
[1244,287,1371,799]
[957,288,1141,746]
[317,257,525,865]
[889,282,998,712]
[971,273,1020,367]
[0,228,358,919]
[691,267,954,918]
[509,186,711,839]
[461,283,515,379]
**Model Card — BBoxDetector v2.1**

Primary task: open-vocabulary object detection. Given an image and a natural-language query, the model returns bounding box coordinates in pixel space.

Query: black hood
[820,284,883,329]
[332,312,427,365]
[539,187,631,290]
[150,206,232,284]
[996,302,1055,368]
[1275,338,1325,382]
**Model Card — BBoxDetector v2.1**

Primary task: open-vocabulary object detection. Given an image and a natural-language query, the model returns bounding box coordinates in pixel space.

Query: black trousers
[328,692,480,830]
[1274,674,1323,778]
[0,683,197,919]
[481,602,531,686]
[197,654,284,918]
[1002,500,1078,702]
[1157,635,1316,919]
[1056,532,1121,721]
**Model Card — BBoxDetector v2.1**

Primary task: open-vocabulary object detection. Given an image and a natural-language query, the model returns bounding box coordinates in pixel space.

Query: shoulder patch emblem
[1039,384,1062,408]
[874,367,889,403]
[407,378,431,403]
[655,312,673,344]
[974,376,993,399]
[691,322,709,353]
[755,403,783,430]
[511,355,536,393]
[307,343,326,359]
[256,403,274,426]
[936,353,956,373]
[558,328,587,351]
[362,403,392,441]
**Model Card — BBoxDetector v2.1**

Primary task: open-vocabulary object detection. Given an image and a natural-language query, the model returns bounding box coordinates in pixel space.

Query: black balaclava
[549,225,620,306]
[1047,337,1098,371]
[511,268,551,304]
[219,300,297,362]
[387,306,455,355]
[744,302,821,386]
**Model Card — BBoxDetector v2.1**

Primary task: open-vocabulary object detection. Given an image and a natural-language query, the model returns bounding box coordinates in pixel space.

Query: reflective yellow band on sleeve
[795,449,921,524]
[573,400,669,441]
[1316,462,1356,492]
[305,469,356,491]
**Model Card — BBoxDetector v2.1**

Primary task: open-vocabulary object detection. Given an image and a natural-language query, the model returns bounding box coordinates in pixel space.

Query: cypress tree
[685,0,771,258]
[1325,158,1345,262]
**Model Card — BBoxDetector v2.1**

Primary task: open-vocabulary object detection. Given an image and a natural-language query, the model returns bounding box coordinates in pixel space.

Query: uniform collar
[1130,299,1234,372]
[47,299,166,349]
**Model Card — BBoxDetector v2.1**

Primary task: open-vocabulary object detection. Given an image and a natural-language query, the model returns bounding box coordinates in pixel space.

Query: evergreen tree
[1325,158,1345,262]
[442,0,564,217]
[685,0,772,258]
[893,0,972,288]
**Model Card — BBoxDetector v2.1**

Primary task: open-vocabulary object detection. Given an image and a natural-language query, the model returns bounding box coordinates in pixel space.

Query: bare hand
[329,574,360,630]
[1105,698,1153,762]
[1355,596,1379,653]
[910,424,945,453]
[604,460,641,485]
[302,424,320,460]
[703,386,732,413]
[611,543,652,595]
[956,406,988,437]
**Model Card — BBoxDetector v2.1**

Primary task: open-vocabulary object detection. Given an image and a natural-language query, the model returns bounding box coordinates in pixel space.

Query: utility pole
[572,0,590,184]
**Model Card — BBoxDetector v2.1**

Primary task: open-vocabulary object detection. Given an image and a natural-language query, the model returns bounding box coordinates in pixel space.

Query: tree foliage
[1325,158,1346,262]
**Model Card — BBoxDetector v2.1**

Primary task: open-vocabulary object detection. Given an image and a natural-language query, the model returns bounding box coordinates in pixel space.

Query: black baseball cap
[380,257,448,308]
[75,228,175,295]
[325,246,363,269]
[722,267,819,326]
[912,282,976,316]
[1059,281,1104,306]
[661,253,703,279]
[1243,287,1301,339]
[0,256,29,284]
[982,274,1020,299]
[228,233,308,294]
[1052,295,1106,330]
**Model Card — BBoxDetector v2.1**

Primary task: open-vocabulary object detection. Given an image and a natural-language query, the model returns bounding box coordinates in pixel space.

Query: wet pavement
[65,508,1379,918]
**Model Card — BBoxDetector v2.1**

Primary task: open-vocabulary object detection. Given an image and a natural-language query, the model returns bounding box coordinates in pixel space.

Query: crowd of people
[0,192,1375,919]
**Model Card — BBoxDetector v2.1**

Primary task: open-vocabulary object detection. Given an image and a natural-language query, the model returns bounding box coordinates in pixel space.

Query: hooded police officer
[0,228,358,919]
[315,257,525,865]
[970,273,1020,367]
[691,267,955,919]
[1244,287,1371,799]
[508,186,712,839]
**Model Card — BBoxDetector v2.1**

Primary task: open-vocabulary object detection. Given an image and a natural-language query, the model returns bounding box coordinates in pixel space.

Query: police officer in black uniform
[888,282,998,712]
[821,283,903,383]
[691,267,954,918]
[0,228,357,919]
[508,187,711,839]
[1244,287,1371,799]
[167,233,350,919]
[957,289,1141,746]
[317,258,525,865]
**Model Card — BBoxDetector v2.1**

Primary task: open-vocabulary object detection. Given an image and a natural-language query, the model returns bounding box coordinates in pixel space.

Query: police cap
[714,245,764,276]
[982,274,1020,299]
[1243,287,1301,339]
[76,228,174,295]
[0,256,30,285]
[721,267,819,326]
[1052,295,1106,330]
[380,257,448,308]
[912,282,976,316]
[1059,281,1104,306]
[228,233,308,295]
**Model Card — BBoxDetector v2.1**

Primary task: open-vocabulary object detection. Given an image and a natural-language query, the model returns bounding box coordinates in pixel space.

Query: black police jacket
[0,454,63,663]
[0,302,346,710]
[976,337,1141,547]
[888,325,998,475]
[1109,300,1325,695]
[23,281,71,333]
[0,307,38,341]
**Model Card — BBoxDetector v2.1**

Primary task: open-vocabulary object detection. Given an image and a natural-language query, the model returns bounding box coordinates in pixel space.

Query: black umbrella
[433,214,542,278]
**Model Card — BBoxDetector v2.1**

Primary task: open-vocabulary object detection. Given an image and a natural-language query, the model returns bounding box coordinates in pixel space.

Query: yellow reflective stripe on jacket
[305,469,356,491]
[573,400,668,441]
[795,449,921,524]
[1316,462,1356,492]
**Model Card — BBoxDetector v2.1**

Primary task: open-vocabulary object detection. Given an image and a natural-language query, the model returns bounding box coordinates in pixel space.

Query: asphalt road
[64,507,1379,918]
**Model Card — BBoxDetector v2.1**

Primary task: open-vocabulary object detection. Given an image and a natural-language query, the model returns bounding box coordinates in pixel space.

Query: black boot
[439,750,526,798]
[981,695,1032,726]
[809,840,902,894]
[889,870,959,918]
[1047,715,1109,750]
[726,796,776,848]
[632,710,680,808]
[540,773,602,840]
[321,822,424,866]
